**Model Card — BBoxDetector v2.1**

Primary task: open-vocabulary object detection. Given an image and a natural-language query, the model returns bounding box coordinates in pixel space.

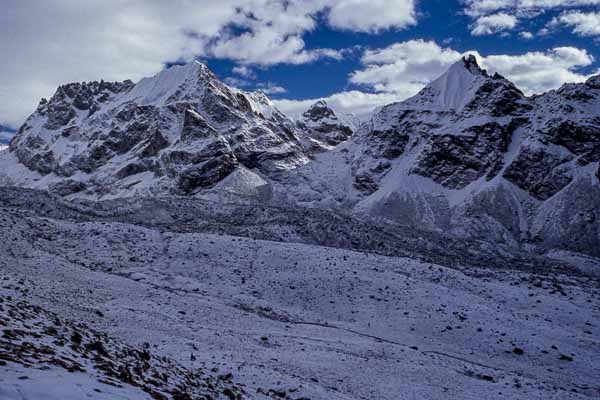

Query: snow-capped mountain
[2,61,308,198]
[1,56,599,256]
[278,55,600,257]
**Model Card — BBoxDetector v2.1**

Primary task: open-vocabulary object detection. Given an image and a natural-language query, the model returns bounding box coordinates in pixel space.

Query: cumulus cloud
[463,0,600,37]
[350,40,462,97]
[257,82,288,95]
[520,31,535,38]
[327,0,417,32]
[464,0,600,16]
[0,0,418,128]
[481,47,595,93]
[232,65,256,79]
[0,0,243,127]
[550,11,600,36]
[224,77,253,88]
[274,40,463,118]
[471,13,518,35]
[274,91,399,119]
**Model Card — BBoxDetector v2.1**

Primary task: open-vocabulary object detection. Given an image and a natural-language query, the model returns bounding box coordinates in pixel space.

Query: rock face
[5,61,308,197]
[295,100,354,152]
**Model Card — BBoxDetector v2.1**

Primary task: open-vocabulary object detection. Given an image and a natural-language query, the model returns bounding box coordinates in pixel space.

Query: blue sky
[1,0,599,138]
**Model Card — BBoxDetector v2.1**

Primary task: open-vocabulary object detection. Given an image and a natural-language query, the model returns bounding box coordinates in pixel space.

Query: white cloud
[232,65,256,79]
[208,1,343,66]
[349,40,462,97]
[0,0,419,128]
[471,13,518,35]
[464,0,600,16]
[257,82,288,94]
[274,91,399,119]
[0,0,236,128]
[520,31,535,38]
[551,11,600,36]
[327,0,417,32]
[480,47,595,93]
[346,40,595,103]
[224,77,253,87]
[275,42,597,119]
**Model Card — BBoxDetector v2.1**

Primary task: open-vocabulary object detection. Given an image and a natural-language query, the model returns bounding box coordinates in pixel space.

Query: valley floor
[1,191,599,399]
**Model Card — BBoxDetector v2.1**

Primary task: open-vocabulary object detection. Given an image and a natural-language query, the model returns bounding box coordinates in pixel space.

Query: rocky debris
[0,186,592,274]
[0,296,249,400]
[178,153,237,193]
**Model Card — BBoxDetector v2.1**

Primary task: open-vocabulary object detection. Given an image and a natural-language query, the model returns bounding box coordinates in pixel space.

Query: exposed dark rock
[370,129,409,160]
[48,179,87,197]
[410,122,513,189]
[353,174,379,194]
[503,145,573,200]
[296,101,354,152]
[543,120,600,164]
[139,129,169,158]
[180,109,218,142]
[116,161,153,179]
[177,154,237,192]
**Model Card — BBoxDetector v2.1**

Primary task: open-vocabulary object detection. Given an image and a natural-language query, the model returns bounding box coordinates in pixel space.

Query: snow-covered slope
[1,190,599,400]
[0,296,249,400]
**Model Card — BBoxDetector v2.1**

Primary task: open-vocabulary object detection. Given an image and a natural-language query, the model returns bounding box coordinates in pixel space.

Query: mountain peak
[311,100,329,108]
[404,55,490,111]
[388,53,525,115]
[461,54,486,76]
[302,100,336,122]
